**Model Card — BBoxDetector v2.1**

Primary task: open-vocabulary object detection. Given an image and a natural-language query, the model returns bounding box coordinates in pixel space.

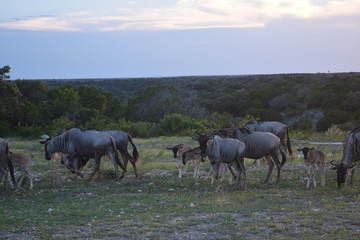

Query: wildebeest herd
[1,121,360,192]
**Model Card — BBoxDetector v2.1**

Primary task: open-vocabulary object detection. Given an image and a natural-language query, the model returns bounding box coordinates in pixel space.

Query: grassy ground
[1,136,360,239]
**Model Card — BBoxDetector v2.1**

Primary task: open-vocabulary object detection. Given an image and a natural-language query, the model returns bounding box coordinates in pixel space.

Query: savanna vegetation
[2,65,360,138]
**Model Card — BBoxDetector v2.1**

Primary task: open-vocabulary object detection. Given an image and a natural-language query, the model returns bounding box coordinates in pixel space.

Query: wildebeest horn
[192,128,200,140]
[207,127,213,137]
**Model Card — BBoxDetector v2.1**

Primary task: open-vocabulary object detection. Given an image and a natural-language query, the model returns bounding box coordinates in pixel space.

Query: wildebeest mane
[237,128,252,135]
[350,126,360,134]
[245,120,262,125]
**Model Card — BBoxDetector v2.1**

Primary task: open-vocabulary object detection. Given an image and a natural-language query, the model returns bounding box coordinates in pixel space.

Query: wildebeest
[166,144,194,178]
[212,127,286,184]
[181,147,202,178]
[192,129,246,192]
[40,127,125,181]
[244,120,293,157]
[331,126,360,187]
[0,138,15,191]
[297,147,326,188]
[10,152,34,189]
[182,147,236,183]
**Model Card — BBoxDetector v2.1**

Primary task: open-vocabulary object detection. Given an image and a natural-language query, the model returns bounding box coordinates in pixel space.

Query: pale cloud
[0,0,359,31]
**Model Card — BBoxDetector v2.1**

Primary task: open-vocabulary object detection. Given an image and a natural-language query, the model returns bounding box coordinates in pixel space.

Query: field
[1,136,360,239]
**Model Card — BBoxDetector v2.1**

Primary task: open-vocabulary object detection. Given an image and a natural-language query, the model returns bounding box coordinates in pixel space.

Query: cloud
[0,0,359,31]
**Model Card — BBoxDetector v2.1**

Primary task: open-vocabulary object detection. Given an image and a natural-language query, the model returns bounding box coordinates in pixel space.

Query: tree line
[2,65,360,138]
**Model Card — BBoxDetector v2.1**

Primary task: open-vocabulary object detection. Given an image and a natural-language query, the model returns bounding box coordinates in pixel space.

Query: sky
[1,0,360,80]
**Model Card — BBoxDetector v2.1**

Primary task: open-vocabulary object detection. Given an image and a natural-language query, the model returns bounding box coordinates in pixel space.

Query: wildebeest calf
[166,144,194,179]
[10,152,33,190]
[181,147,202,178]
[183,147,235,184]
[297,147,326,188]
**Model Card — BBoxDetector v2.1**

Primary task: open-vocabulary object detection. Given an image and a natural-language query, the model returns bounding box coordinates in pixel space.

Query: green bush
[16,125,46,138]
[316,110,354,131]
[129,121,158,138]
[0,121,11,137]
[159,113,187,135]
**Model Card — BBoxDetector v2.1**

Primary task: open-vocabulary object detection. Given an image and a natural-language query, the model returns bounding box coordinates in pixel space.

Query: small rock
[190,203,195,208]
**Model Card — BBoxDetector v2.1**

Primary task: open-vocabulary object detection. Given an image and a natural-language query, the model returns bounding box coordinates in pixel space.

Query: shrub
[316,110,354,131]
[129,122,158,138]
[0,121,11,137]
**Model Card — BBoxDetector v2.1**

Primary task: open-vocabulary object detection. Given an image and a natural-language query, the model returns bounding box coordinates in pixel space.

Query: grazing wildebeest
[0,138,15,191]
[192,129,246,192]
[10,152,34,189]
[331,126,360,187]
[244,120,294,157]
[40,127,125,181]
[297,147,326,188]
[212,127,286,184]
[166,144,194,178]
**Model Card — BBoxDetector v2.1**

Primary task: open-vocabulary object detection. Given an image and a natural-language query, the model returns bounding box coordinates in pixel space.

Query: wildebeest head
[166,144,184,158]
[330,161,356,187]
[297,147,314,160]
[39,137,60,161]
[192,128,214,159]
[39,138,52,160]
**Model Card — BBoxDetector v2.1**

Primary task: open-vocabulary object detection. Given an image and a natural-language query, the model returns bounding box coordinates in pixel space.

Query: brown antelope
[166,144,194,179]
[297,147,326,188]
[10,152,33,190]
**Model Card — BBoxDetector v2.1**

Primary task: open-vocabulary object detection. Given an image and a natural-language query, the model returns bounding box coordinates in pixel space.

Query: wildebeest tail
[6,142,16,185]
[286,127,294,157]
[280,147,287,167]
[128,134,139,164]
[111,138,126,171]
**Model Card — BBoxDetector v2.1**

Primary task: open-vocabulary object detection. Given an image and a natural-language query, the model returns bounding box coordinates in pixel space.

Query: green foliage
[246,108,283,122]
[0,79,23,125]
[16,124,46,138]
[129,121,158,138]
[317,110,354,132]
[0,121,11,136]
[0,65,11,80]
[49,117,75,134]
[2,65,360,136]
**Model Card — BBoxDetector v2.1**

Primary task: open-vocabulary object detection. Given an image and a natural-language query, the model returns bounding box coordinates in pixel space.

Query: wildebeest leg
[182,160,192,176]
[120,153,127,178]
[270,152,283,184]
[108,152,120,181]
[311,164,316,188]
[120,151,139,178]
[305,165,310,188]
[17,169,26,188]
[67,158,84,179]
[0,168,9,191]
[349,167,356,186]
[194,159,201,178]
[263,154,274,184]
[88,155,101,182]
[27,169,33,190]
[227,165,236,182]
[212,162,221,192]
[238,158,247,190]
[176,158,182,179]
[205,167,215,184]
[320,164,325,187]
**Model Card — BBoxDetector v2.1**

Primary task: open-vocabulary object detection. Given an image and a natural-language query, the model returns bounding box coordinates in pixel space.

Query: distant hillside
[43,72,360,131]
